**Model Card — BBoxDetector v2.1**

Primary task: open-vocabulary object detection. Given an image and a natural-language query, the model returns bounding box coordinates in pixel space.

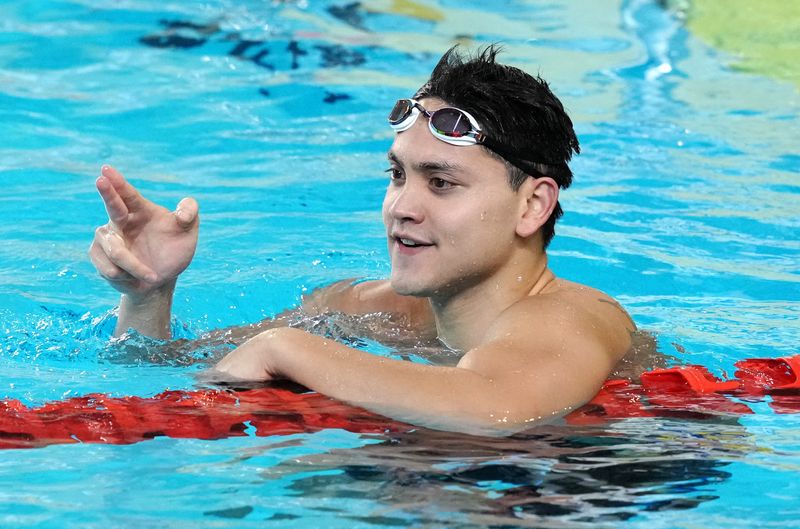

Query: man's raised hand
[89,165,199,300]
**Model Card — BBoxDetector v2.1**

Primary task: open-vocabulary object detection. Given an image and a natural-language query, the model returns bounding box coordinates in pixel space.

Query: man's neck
[429,252,554,352]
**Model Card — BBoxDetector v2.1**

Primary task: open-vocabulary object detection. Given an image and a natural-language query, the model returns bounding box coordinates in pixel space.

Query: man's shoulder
[522,279,630,321]
[488,278,634,355]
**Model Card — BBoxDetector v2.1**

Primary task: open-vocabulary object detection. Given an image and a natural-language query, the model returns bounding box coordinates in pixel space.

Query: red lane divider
[567,355,800,425]
[640,366,753,416]
[734,356,800,414]
[734,356,800,393]
[1,356,798,448]
[0,388,409,450]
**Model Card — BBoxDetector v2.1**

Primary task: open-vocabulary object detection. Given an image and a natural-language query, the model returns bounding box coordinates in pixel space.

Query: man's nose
[386,179,425,223]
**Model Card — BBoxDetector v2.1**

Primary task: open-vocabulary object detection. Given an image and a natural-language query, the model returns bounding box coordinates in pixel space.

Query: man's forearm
[248,328,525,435]
[114,282,175,339]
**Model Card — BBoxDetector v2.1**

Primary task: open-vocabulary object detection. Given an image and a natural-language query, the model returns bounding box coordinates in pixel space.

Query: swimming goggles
[387,98,543,175]
[388,98,489,146]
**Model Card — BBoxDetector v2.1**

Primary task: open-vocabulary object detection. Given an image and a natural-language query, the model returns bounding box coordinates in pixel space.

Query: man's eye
[385,168,404,181]
[430,177,453,190]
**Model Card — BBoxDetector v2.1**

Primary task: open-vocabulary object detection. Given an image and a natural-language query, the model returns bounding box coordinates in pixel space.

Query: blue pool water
[1,0,799,527]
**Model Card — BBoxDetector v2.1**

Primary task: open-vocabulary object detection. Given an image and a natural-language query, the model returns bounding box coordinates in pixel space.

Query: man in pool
[89,46,635,435]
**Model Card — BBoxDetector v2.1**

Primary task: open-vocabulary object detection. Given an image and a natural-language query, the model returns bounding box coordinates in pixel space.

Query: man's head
[410,45,580,248]
[382,46,580,298]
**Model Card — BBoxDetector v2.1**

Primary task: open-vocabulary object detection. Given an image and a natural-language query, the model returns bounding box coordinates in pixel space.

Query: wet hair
[414,45,580,248]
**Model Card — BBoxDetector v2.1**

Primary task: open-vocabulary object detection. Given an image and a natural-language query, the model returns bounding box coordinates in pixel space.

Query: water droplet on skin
[480,211,486,220]
[516,276,523,282]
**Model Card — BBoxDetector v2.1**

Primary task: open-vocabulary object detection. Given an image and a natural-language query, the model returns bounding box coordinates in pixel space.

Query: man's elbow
[466,406,567,436]
[433,394,564,437]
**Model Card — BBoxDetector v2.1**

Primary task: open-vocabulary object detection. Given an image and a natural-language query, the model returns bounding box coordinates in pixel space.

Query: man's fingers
[96,175,130,227]
[94,225,158,283]
[89,240,134,283]
[101,165,145,214]
[174,197,199,230]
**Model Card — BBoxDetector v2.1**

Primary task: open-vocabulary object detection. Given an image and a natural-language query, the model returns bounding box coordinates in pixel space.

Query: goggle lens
[429,108,471,138]
[388,99,415,125]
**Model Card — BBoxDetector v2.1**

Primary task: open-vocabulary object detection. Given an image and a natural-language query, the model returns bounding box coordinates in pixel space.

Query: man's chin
[389,276,431,298]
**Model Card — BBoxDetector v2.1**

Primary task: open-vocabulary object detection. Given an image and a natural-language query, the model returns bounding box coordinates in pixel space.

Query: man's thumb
[174,197,199,229]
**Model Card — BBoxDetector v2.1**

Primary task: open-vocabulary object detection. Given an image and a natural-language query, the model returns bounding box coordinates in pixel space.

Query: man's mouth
[392,234,433,249]
[399,238,421,247]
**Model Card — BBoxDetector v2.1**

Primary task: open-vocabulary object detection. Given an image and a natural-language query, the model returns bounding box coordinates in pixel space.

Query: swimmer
[89,46,636,435]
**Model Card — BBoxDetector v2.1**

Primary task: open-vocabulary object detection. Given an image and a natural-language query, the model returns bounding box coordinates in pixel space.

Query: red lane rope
[0,388,409,450]
[566,355,800,424]
[1,356,798,448]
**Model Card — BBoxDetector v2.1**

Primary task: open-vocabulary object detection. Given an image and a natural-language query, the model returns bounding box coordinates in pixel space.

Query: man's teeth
[400,238,418,247]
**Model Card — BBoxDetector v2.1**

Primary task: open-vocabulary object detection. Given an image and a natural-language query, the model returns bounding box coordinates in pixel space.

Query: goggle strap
[480,137,551,177]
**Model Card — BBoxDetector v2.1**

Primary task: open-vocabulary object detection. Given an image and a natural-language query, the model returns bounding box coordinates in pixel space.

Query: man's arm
[89,165,199,338]
[212,295,632,435]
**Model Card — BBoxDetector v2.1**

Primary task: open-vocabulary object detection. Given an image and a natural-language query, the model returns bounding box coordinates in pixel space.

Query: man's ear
[516,177,559,238]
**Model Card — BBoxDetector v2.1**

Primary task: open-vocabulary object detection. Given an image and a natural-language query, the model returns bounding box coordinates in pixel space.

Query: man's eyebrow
[387,151,465,173]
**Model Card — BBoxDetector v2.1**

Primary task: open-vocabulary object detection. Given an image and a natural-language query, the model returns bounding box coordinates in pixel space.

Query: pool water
[1,0,799,527]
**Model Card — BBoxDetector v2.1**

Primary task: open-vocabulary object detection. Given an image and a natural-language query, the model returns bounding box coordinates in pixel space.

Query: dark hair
[414,45,580,248]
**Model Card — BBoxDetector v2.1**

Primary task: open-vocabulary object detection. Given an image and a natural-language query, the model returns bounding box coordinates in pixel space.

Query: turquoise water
[1,0,799,527]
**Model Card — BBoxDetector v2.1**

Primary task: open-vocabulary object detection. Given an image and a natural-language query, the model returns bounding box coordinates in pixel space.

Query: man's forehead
[387,148,464,172]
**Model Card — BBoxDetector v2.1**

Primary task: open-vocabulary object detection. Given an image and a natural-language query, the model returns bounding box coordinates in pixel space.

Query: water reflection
[253,418,748,526]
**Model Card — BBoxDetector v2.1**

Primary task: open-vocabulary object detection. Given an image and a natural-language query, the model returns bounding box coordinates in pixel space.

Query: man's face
[382,98,526,298]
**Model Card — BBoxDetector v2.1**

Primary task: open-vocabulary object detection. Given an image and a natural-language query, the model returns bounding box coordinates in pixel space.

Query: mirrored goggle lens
[430,108,473,138]
[388,99,414,125]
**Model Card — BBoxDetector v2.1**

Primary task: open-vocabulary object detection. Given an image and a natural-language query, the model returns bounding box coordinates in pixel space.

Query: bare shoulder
[483,278,635,365]
[457,279,638,418]
[543,278,635,336]
[302,278,433,328]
